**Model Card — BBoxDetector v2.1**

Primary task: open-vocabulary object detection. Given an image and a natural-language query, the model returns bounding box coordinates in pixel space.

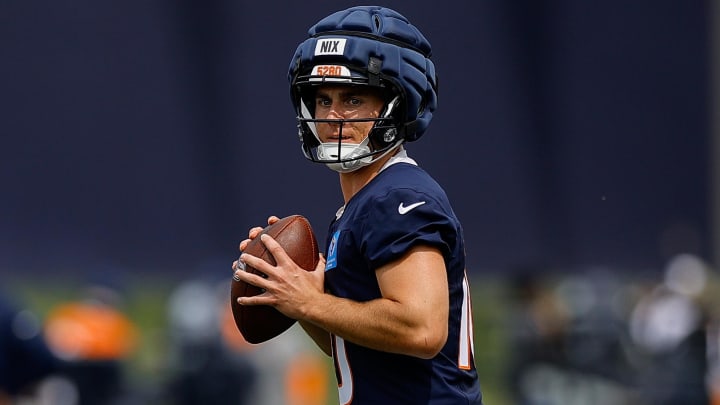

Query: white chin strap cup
[317,143,372,173]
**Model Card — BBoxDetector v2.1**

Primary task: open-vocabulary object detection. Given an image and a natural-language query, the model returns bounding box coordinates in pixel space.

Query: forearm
[299,320,332,356]
[303,293,446,359]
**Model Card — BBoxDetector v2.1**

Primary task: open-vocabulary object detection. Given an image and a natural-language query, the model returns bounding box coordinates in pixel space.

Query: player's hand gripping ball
[231,215,319,344]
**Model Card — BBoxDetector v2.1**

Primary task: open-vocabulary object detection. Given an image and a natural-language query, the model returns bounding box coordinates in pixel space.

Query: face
[313,85,386,144]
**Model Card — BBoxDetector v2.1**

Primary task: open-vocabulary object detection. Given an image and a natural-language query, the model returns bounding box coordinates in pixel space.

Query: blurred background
[1,0,718,404]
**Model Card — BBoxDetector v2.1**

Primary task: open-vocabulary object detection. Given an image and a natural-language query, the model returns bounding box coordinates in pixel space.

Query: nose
[325,102,345,119]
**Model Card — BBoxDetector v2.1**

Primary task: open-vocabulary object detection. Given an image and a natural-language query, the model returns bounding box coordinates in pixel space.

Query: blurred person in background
[42,283,139,405]
[0,290,59,403]
[161,279,258,405]
[163,278,327,405]
[505,269,569,403]
[629,253,711,405]
[505,269,637,404]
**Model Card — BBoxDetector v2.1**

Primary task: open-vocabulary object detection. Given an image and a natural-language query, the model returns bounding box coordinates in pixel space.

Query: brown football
[230,215,319,344]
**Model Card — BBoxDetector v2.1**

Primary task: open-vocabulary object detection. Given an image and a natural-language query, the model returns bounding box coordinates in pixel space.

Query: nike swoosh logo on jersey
[398,201,426,215]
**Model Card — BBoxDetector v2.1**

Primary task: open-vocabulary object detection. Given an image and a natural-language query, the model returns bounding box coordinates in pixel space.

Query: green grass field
[7,273,516,404]
[9,269,718,405]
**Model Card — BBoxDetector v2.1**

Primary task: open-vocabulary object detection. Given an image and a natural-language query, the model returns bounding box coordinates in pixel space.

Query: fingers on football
[239,251,276,278]
[239,225,266,251]
[259,234,294,266]
[234,264,271,290]
[248,226,264,239]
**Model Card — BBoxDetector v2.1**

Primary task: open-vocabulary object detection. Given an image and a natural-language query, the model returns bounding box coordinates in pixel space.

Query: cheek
[313,107,329,119]
[357,121,375,137]
[315,123,333,139]
[358,109,379,135]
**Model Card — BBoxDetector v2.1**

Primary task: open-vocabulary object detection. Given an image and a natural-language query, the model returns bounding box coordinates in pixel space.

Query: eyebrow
[315,88,370,99]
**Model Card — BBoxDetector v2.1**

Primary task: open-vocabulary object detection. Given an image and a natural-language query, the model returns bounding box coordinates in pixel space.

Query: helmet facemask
[295,74,404,173]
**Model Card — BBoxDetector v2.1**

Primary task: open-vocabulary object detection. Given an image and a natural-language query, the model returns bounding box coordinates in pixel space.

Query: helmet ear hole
[417,99,426,116]
[373,15,381,30]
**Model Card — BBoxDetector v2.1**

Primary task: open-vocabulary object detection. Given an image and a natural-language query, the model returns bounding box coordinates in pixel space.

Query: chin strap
[324,139,404,173]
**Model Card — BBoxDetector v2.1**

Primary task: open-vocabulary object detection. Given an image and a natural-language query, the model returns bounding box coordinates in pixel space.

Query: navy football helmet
[288,6,438,172]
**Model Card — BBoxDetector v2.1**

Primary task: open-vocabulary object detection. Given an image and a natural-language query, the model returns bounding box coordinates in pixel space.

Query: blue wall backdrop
[0,0,711,276]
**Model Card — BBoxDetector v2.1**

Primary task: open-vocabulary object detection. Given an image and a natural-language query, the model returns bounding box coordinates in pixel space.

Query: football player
[235,6,483,404]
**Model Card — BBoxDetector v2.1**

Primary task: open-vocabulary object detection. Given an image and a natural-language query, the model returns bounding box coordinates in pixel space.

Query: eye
[348,97,361,106]
[316,96,331,107]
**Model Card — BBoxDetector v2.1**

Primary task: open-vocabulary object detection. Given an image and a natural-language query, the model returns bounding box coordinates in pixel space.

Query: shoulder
[351,163,458,229]
[343,162,457,227]
[371,163,446,198]
[344,163,461,268]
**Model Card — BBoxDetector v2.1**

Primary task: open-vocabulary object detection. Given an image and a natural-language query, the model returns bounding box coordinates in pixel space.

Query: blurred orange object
[285,353,329,405]
[44,302,138,361]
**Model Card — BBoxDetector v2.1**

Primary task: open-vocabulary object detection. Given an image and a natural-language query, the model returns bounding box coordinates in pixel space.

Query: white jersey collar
[379,146,417,172]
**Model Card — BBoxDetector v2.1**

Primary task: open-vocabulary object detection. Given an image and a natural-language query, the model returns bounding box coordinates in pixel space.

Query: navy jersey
[323,161,483,405]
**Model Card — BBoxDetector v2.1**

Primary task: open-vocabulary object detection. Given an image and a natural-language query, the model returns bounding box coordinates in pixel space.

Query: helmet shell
[288,6,438,142]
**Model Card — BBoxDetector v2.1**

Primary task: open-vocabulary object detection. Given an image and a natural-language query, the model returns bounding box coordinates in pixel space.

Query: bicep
[375,245,449,328]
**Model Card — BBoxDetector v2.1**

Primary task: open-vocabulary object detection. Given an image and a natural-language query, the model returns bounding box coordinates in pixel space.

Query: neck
[338,151,396,203]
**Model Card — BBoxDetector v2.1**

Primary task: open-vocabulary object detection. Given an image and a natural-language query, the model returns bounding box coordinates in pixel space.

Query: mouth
[326,134,352,142]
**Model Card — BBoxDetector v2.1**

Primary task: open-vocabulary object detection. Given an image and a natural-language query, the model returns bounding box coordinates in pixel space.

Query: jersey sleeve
[360,187,456,269]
